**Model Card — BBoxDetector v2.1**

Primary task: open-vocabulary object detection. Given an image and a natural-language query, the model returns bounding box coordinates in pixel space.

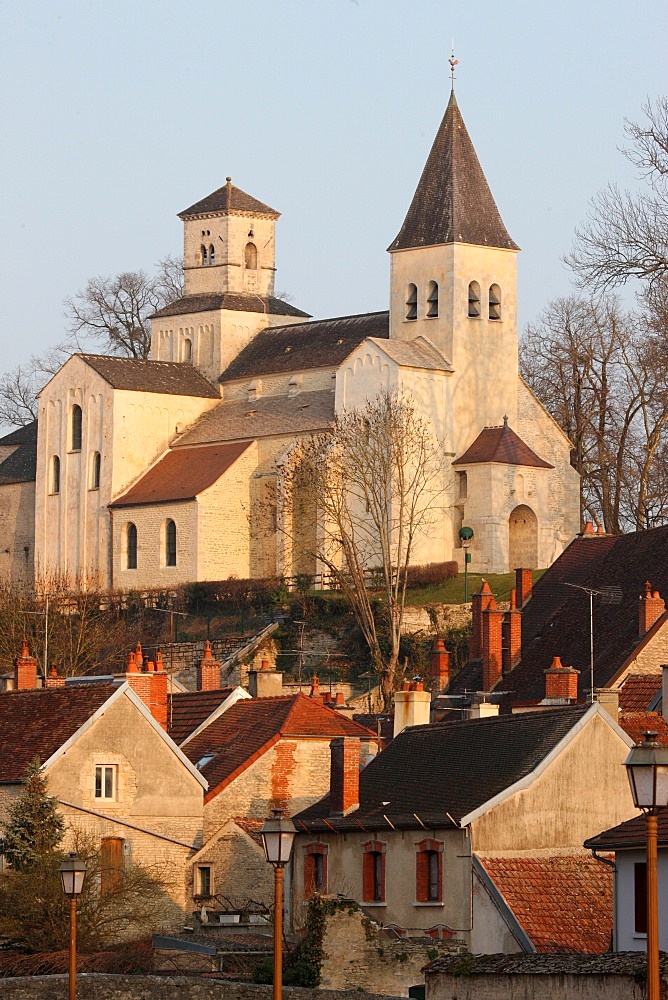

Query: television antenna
[563,583,622,702]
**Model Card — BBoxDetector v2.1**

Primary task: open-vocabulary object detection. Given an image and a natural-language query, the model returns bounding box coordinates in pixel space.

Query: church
[0,91,580,590]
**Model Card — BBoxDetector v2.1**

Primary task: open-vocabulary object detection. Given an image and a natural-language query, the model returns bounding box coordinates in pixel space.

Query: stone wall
[0,480,35,586]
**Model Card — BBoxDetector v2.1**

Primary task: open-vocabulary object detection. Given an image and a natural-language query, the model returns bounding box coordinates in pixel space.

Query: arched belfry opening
[509,504,538,570]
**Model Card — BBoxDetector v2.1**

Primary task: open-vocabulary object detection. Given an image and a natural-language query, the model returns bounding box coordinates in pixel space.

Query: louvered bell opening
[406,284,418,321]
[468,282,481,318]
[427,281,438,318]
[489,284,501,320]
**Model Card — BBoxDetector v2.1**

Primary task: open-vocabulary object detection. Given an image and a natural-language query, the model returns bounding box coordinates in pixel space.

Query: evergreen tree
[2,758,64,872]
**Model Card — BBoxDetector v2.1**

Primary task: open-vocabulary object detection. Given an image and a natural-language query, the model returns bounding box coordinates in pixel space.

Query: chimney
[470,701,500,719]
[583,521,595,535]
[663,665,668,724]
[470,580,495,658]
[150,652,168,731]
[394,681,431,738]
[197,640,222,691]
[45,664,65,689]
[639,582,665,636]
[329,737,360,816]
[594,688,619,722]
[14,639,38,690]
[123,644,167,728]
[482,598,504,692]
[309,675,323,703]
[334,691,345,707]
[515,569,532,609]
[543,656,579,701]
[502,589,522,674]
[247,659,283,698]
[431,639,450,694]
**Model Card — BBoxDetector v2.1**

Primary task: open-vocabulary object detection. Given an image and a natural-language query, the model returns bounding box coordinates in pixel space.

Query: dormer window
[245,242,258,269]
[406,283,417,321]
[468,281,481,318]
[288,375,302,398]
[489,284,502,320]
[426,280,438,318]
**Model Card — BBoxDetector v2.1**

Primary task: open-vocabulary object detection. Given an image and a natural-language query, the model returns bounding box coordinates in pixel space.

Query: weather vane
[449,41,459,90]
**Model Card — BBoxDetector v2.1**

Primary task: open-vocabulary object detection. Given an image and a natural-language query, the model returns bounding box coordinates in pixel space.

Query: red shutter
[416,850,428,902]
[362,851,374,902]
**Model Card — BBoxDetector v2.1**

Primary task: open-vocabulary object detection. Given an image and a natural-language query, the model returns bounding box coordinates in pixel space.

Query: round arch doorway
[509,505,538,570]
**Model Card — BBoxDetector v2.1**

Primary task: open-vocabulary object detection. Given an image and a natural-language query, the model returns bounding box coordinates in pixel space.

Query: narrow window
[362,841,386,902]
[406,283,417,320]
[126,523,137,570]
[196,865,212,897]
[71,404,82,451]
[489,283,502,320]
[244,242,258,269]
[468,281,481,318]
[457,470,467,500]
[426,280,438,318]
[427,851,439,900]
[209,243,215,265]
[90,451,101,490]
[100,837,123,896]
[201,245,208,264]
[50,455,60,495]
[416,839,443,903]
[373,852,383,901]
[304,844,328,898]
[183,337,192,363]
[95,765,117,801]
[165,519,177,566]
[635,862,647,934]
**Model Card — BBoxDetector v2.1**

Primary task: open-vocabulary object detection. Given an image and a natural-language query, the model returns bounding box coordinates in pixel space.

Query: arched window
[50,455,60,495]
[165,519,177,567]
[183,337,192,363]
[426,280,438,318]
[209,243,215,265]
[468,281,481,318]
[90,451,101,490]
[244,242,258,269]
[201,245,208,264]
[71,404,82,451]
[489,284,502,320]
[406,283,417,321]
[126,522,137,570]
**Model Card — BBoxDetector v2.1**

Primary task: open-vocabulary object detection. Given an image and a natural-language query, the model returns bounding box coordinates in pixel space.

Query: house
[0,641,207,927]
[293,699,636,953]
[0,422,37,584]
[1,89,579,590]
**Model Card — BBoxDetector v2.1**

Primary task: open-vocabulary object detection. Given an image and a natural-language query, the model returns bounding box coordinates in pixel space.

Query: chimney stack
[123,644,168,730]
[45,664,65,689]
[430,639,450,694]
[482,598,504,692]
[470,580,495,658]
[502,589,522,674]
[197,640,222,691]
[14,639,38,690]
[543,656,579,701]
[470,701,500,719]
[329,737,360,816]
[639,582,665,636]
[515,569,532,609]
[393,681,431,738]
[247,659,284,698]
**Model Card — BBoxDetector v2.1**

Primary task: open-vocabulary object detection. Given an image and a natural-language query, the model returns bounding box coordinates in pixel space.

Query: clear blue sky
[0,0,665,376]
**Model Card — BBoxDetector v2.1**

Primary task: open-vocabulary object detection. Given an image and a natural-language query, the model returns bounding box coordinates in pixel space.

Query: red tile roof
[167,688,237,745]
[0,685,116,782]
[182,694,376,802]
[617,711,668,746]
[619,674,662,712]
[478,855,613,954]
[109,442,252,507]
[453,422,553,469]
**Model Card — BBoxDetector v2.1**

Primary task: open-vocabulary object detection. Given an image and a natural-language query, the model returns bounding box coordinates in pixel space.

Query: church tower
[388,90,520,455]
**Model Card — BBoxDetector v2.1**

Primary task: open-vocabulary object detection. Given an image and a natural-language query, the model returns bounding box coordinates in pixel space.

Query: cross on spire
[449,42,459,91]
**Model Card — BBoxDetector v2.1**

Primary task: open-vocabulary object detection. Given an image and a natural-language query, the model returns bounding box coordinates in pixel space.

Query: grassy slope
[405,569,546,606]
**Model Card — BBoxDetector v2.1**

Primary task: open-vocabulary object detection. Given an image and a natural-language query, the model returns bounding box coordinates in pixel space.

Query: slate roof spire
[389,91,519,252]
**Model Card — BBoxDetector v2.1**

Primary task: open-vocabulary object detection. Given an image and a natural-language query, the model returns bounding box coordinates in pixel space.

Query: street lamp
[59,852,87,1000]
[459,526,474,602]
[624,732,668,1000]
[261,808,296,1000]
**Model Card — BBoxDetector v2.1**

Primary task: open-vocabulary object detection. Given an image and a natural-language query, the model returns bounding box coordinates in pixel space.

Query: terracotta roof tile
[453,422,553,469]
[75,355,220,397]
[619,673,662,712]
[389,92,518,253]
[478,855,613,954]
[617,711,668,746]
[179,181,279,220]
[167,688,237,745]
[220,311,389,382]
[0,685,116,782]
[151,293,309,320]
[109,441,252,507]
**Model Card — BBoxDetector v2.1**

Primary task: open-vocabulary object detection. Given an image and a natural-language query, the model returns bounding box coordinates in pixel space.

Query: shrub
[405,561,458,589]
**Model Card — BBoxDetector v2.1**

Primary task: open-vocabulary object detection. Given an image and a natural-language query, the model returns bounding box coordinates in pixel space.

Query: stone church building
[0,91,579,590]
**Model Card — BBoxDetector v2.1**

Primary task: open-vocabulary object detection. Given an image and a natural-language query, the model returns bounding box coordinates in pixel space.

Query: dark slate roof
[295,705,591,832]
[429,951,668,977]
[220,311,390,382]
[0,684,116,782]
[478,854,613,954]
[174,390,335,447]
[0,421,37,485]
[151,293,309,320]
[109,441,252,507]
[389,92,519,252]
[181,694,375,801]
[77,355,219,397]
[167,688,237,745]
[453,422,553,469]
[585,810,668,850]
[179,180,279,219]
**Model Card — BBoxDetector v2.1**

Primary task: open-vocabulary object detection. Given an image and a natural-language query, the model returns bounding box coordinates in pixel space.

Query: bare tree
[566,97,668,290]
[277,390,446,708]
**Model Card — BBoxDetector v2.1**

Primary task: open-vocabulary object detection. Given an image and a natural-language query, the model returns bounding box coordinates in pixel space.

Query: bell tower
[387,90,520,453]
[179,178,279,299]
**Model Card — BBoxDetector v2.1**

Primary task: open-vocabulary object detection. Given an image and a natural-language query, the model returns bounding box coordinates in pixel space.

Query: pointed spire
[389,93,519,253]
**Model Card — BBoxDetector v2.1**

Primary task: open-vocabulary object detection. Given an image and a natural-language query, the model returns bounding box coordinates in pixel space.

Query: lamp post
[624,732,668,1000]
[59,852,87,1000]
[459,526,474,603]
[260,808,296,1000]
